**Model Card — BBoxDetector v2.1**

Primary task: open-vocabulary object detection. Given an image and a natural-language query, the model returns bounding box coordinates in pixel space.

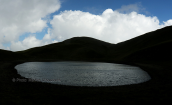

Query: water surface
[15,62,151,86]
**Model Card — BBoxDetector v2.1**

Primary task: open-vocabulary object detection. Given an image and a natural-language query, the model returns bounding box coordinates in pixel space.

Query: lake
[14,62,151,87]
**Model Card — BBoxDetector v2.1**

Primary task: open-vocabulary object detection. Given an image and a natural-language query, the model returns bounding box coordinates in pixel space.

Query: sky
[0,0,172,51]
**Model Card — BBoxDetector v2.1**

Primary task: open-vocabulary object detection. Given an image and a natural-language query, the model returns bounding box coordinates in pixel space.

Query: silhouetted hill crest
[1,26,172,64]
[62,36,112,47]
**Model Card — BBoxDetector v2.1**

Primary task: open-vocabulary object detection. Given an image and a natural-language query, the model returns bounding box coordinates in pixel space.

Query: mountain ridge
[0,25,172,66]
[1,25,172,104]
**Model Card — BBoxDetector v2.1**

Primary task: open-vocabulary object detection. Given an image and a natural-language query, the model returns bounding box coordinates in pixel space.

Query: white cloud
[10,36,41,51]
[0,44,4,50]
[1,2,172,51]
[0,0,61,50]
[116,2,149,15]
[163,19,172,26]
[116,3,140,13]
[52,40,58,43]
[10,35,58,51]
[50,9,172,44]
[43,28,53,41]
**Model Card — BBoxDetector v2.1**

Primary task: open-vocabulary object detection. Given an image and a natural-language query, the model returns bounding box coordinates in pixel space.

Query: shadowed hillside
[107,26,172,60]
[1,26,172,65]
[16,37,113,61]
[12,25,172,67]
[104,26,172,65]
[0,49,26,61]
[1,26,172,105]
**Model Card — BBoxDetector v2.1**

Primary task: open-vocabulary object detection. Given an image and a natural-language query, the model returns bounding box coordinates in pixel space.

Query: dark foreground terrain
[1,26,172,104]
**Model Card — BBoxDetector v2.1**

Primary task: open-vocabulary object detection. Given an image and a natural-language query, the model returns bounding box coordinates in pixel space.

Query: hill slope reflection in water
[15,62,151,86]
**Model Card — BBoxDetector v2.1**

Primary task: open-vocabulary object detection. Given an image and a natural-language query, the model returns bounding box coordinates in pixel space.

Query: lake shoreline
[1,60,172,104]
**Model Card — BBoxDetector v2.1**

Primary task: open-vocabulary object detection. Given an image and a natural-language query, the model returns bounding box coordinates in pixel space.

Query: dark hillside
[1,26,172,104]
[107,26,172,61]
[14,25,172,65]
[62,36,112,47]
[1,26,172,64]
[124,40,172,65]
[16,37,112,61]
[0,49,26,61]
